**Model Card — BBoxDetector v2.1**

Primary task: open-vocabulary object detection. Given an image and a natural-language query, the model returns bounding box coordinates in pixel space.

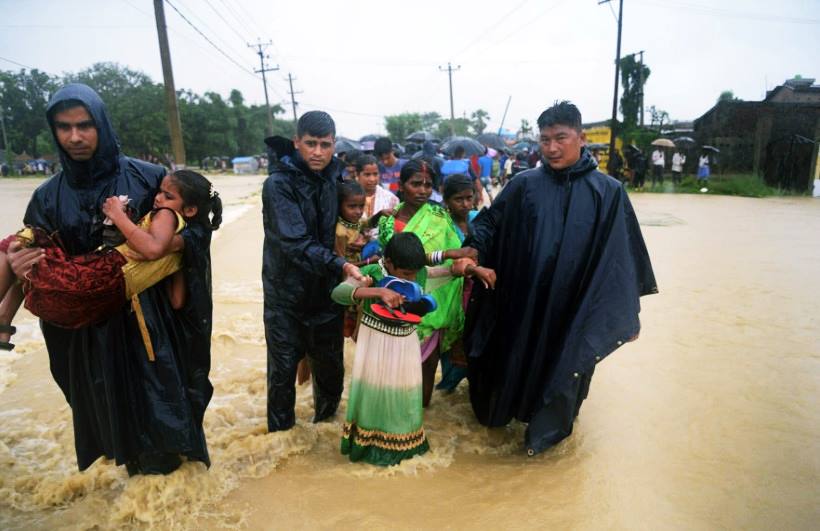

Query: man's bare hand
[342,262,364,281]
[7,240,43,279]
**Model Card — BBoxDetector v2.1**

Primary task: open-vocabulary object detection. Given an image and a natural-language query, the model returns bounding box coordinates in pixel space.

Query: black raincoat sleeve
[464,177,520,261]
[264,176,346,277]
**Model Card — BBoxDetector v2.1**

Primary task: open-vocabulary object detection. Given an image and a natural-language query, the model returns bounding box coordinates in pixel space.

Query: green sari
[378,202,464,351]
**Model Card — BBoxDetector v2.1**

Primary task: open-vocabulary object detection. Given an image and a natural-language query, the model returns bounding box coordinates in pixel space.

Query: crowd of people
[0,84,657,474]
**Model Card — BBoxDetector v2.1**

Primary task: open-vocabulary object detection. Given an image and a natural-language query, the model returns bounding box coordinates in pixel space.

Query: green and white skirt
[341,314,429,466]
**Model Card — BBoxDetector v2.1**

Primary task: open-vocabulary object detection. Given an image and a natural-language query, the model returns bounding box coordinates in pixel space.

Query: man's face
[294,133,335,172]
[53,106,98,161]
[539,124,585,170]
[379,151,396,167]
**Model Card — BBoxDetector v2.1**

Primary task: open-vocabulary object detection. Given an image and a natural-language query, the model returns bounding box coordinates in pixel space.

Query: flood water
[0,176,817,529]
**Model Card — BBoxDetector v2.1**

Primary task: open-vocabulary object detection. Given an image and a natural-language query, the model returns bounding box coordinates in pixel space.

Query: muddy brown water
[0,177,817,529]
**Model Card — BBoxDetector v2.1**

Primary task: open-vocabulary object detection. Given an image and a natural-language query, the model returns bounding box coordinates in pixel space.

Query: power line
[171,0,249,61]
[229,0,268,41]
[119,0,260,82]
[202,0,248,45]
[163,0,257,78]
[0,56,38,71]
[636,0,820,24]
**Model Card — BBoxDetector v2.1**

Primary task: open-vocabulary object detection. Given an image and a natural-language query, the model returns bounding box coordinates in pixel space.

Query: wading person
[262,111,364,432]
[6,84,214,475]
[463,101,657,456]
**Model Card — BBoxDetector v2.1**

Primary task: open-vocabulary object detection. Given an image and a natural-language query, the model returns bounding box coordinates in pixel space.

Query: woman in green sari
[378,159,470,406]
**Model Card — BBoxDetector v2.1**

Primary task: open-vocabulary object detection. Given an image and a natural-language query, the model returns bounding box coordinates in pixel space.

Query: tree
[384,112,423,141]
[518,119,533,139]
[619,54,651,130]
[717,90,740,103]
[0,68,57,156]
[648,105,670,132]
[470,109,490,135]
[436,118,470,138]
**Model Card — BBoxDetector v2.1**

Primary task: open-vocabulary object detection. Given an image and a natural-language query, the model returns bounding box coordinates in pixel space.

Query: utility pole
[497,95,512,135]
[600,0,624,161]
[637,50,645,127]
[286,73,301,127]
[248,39,279,136]
[153,0,185,168]
[0,105,11,170]
[438,62,461,135]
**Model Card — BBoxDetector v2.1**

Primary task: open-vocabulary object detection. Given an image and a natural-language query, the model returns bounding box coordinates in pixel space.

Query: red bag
[22,228,128,329]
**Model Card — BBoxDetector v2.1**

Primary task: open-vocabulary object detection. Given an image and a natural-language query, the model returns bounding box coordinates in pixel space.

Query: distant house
[694,77,820,192]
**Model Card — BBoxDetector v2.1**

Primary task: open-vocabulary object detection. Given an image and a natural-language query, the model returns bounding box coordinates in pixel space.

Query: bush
[639,173,796,198]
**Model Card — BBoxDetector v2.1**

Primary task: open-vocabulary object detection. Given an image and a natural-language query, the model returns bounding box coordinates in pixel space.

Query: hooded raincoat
[262,136,346,431]
[464,147,657,455]
[23,84,212,472]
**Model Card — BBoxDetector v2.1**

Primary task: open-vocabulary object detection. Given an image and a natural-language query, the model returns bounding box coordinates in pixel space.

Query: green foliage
[1,62,287,166]
[384,112,423,141]
[470,109,490,135]
[519,119,532,138]
[0,68,57,157]
[437,118,471,138]
[717,90,740,103]
[640,173,791,198]
[619,54,650,130]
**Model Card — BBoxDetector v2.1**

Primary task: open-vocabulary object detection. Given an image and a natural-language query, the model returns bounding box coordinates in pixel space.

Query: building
[693,77,820,192]
[582,120,623,172]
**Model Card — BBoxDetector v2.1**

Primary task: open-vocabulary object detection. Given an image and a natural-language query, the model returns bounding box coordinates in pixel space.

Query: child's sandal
[0,324,16,351]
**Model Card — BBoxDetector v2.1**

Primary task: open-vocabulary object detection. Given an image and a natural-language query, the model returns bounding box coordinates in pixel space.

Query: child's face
[400,172,433,208]
[356,164,380,195]
[384,258,418,282]
[340,194,365,223]
[446,188,475,221]
[154,175,185,213]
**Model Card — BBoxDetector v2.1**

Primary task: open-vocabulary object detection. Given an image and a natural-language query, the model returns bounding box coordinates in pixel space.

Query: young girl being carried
[0,169,221,351]
[333,232,495,466]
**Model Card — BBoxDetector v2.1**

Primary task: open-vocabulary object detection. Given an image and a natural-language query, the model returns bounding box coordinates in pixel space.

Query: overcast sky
[2,0,818,139]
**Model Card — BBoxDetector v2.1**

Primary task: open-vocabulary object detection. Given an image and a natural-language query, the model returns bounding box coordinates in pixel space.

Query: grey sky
[2,0,818,139]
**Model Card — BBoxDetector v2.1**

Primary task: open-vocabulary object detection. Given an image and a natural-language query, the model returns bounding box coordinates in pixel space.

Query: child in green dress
[332,232,494,466]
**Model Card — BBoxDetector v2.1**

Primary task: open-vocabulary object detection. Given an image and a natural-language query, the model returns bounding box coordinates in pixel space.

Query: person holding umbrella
[651,145,665,187]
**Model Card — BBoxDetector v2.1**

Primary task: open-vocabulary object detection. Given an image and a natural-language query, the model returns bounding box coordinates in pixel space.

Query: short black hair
[443,174,475,201]
[453,146,465,159]
[384,232,426,271]
[373,137,393,157]
[296,110,335,138]
[354,153,378,172]
[537,101,582,132]
[338,180,365,203]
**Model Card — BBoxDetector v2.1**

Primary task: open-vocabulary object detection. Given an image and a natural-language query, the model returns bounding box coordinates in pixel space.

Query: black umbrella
[674,136,696,148]
[702,145,720,153]
[512,140,536,152]
[335,136,362,154]
[475,133,507,151]
[359,134,380,142]
[405,131,438,143]
[440,137,486,157]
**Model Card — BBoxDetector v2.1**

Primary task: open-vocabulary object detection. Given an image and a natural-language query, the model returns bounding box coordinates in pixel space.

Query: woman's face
[356,163,380,195]
[400,172,433,208]
[446,188,475,221]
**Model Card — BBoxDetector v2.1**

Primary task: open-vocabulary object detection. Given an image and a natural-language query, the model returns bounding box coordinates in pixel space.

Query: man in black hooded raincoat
[463,101,657,455]
[6,84,213,474]
[262,111,363,432]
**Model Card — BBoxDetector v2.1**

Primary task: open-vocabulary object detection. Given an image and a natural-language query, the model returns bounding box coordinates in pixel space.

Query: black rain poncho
[23,84,212,471]
[464,148,657,455]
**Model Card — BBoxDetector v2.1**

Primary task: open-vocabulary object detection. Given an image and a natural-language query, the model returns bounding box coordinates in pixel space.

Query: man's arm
[264,177,362,280]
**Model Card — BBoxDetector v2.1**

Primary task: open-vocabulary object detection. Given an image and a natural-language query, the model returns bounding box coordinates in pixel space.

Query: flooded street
[0,177,817,529]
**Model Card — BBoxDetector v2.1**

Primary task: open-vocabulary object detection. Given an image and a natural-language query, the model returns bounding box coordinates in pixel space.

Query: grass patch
[635,173,798,198]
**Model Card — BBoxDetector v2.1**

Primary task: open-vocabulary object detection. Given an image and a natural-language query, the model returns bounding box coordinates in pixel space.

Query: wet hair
[169,169,222,230]
[354,154,378,172]
[343,149,363,166]
[48,99,90,123]
[338,180,365,204]
[443,174,475,201]
[537,101,582,132]
[453,146,465,159]
[384,232,426,271]
[373,137,393,157]
[296,110,335,138]
[399,158,433,184]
